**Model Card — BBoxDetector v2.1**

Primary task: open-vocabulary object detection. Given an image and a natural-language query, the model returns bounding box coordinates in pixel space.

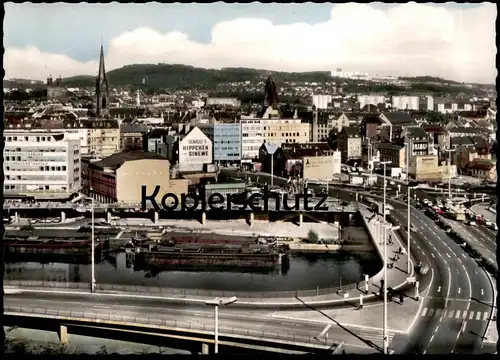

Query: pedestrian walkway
[420,307,496,322]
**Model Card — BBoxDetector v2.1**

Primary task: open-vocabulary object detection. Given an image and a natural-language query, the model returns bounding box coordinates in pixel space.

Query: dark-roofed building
[84,150,188,204]
[120,123,149,152]
[422,125,450,153]
[143,128,170,153]
[404,126,431,156]
[379,112,416,141]
[464,159,496,182]
[338,126,362,162]
[361,114,383,140]
[377,143,406,168]
[450,136,488,151]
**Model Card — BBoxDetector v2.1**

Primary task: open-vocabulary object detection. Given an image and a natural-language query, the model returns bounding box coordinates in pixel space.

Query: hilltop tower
[95,44,109,117]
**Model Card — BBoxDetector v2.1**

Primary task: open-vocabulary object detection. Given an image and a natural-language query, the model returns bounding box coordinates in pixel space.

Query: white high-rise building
[3,130,81,196]
[358,95,386,109]
[426,96,434,111]
[240,118,264,161]
[392,96,419,111]
[312,94,333,110]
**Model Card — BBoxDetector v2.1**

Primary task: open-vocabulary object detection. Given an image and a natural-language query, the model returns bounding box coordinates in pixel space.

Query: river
[4,251,381,292]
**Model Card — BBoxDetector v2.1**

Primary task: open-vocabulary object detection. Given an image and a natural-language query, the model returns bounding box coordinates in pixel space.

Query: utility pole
[405,142,411,274]
[90,187,96,293]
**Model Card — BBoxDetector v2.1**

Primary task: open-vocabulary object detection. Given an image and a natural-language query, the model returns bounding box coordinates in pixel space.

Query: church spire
[96,43,109,117]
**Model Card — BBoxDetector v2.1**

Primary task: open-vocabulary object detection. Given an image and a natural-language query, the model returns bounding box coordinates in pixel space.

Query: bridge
[3,305,343,355]
[5,198,359,226]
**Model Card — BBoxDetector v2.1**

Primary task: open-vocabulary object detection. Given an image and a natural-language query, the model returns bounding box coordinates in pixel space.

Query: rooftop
[382,111,415,125]
[90,150,168,171]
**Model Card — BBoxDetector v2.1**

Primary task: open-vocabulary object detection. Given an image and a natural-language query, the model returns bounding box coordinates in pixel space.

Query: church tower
[95,44,109,117]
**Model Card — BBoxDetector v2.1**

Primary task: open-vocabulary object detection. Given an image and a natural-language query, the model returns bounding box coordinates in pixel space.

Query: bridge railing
[4,279,361,300]
[4,305,332,347]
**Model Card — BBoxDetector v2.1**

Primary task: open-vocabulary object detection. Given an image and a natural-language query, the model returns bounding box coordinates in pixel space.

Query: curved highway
[4,290,385,354]
[222,169,496,354]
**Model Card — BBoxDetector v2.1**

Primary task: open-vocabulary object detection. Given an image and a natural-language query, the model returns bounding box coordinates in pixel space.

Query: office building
[3,130,81,196]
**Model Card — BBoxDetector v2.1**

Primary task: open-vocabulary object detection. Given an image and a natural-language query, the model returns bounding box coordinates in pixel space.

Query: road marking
[422,308,428,316]
[446,253,451,258]
[448,310,455,318]
[435,309,442,317]
[462,254,466,259]
[462,311,467,319]
[455,310,461,319]
[430,334,435,342]
[458,288,461,295]
[431,253,435,258]
[476,312,481,321]
[469,311,475,320]
[437,286,441,293]
[481,289,484,296]
[428,308,435,316]
[483,312,489,321]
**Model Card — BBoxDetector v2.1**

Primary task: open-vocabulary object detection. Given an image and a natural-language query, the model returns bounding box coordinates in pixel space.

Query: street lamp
[367,141,373,182]
[404,142,411,275]
[205,296,238,354]
[377,160,391,355]
[90,187,96,293]
[266,144,279,188]
[444,148,455,200]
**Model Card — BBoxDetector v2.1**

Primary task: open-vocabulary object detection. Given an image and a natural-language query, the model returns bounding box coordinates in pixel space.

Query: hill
[60,64,332,89]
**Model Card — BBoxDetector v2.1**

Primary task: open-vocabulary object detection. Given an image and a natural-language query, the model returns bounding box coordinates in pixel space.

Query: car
[467,221,477,226]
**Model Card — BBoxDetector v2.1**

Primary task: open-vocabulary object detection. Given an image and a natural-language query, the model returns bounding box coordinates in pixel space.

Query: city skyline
[4,2,497,84]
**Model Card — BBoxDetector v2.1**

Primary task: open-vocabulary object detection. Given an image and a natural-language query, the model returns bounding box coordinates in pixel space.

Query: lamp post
[444,148,455,200]
[378,160,391,355]
[404,142,411,274]
[205,296,238,354]
[90,187,96,293]
[367,141,373,182]
[266,144,279,188]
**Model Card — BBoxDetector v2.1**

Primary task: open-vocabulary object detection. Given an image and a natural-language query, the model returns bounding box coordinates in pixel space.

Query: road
[4,291,383,354]
[222,168,496,354]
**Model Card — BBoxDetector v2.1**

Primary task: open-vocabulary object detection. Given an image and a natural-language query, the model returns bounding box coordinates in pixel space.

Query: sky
[4,2,497,84]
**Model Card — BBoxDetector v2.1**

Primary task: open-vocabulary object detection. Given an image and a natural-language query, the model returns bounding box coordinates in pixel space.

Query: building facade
[408,155,442,181]
[178,127,213,172]
[338,127,362,161]
[392,96,419,110]
[240,119,264,161]
[206,97,241,108]
[262,118,310,146]
[4,131,81,196]
[358,95,385,110]
[120,123,149,152]
[377,143,405,168]
[85,151,188,204]
[197,123,242,163]
[312,94,333,110]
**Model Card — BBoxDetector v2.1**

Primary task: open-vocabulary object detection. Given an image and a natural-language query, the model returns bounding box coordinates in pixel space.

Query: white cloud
[4,2,497,83]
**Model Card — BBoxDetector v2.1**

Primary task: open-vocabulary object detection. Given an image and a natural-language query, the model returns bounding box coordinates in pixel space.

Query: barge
[132,239,289,270]
[4,235,107,255]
